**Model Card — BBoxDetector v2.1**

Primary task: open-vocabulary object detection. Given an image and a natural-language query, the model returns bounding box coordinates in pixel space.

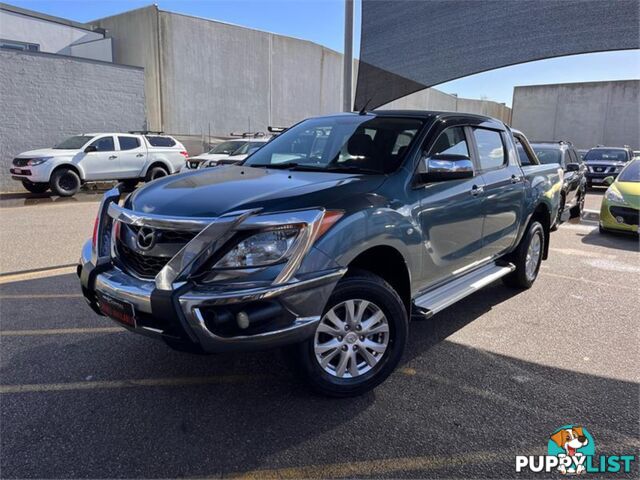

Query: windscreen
[617,160,640,182]
[243,116,424,174]
[209,141,245,154]
[584,149,629,162]
[532,147,562,165]
[54,135,93,149]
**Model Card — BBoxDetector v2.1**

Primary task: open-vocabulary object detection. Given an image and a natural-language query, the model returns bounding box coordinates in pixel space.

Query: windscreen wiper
[248,162,299,169]
[323,165,382,174]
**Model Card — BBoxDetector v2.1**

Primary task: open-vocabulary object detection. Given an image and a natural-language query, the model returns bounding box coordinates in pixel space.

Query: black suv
[584,146,634,188]
[530,141,587,226]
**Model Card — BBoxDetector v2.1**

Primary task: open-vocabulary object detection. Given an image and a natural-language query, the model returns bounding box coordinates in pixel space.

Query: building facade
[512,80,640,150]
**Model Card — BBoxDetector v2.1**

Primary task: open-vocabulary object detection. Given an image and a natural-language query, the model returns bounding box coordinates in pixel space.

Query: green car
[600,159,640,234]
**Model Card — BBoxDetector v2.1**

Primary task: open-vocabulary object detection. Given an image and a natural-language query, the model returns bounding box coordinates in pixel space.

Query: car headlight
[213,227,300,269]
[605,187,625,204]
[27,157,53,166]
[207,160,217,167]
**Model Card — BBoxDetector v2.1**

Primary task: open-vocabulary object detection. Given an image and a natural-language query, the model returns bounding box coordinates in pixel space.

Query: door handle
[108,155,117,160]
[136,153,144,157]
[511,174,522,184]
[470,185,484,196]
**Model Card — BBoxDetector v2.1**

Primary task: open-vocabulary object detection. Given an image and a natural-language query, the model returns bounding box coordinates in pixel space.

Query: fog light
[236,311,249,329]
[616,216,624,224]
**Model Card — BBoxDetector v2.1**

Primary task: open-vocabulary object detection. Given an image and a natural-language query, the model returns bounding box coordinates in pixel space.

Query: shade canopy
[355,0,640,110]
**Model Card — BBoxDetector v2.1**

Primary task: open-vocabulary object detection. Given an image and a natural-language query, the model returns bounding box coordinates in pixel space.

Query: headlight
[605,187,625,204]
[213,228,300,269]
[27,157,53,166]
[207,160,217,167]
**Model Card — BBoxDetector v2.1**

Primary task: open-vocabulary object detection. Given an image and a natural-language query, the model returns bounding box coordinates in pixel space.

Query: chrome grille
[115,224,198,279]
[12,158,30,167]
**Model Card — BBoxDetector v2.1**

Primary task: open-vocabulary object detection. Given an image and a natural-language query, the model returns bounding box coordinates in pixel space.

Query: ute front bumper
[78,187,345,353]
[79,240,344,352]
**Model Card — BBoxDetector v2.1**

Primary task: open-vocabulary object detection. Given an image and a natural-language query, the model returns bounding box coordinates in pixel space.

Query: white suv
[10,132,187,196]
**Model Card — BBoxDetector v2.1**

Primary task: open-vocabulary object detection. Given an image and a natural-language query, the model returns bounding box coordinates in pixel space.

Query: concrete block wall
[0,50,145,192]
[512,80,640,150]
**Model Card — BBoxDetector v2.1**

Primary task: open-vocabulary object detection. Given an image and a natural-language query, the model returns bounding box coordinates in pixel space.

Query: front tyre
[502,221,544,289]
[293,271,408,397]
[21,181,49,194]
[50,167,81,197]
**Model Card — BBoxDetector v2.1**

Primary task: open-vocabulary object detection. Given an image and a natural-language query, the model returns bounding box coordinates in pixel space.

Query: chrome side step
[413,262,515,316]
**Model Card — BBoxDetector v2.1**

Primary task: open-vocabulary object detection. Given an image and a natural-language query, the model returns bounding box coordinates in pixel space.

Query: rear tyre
[291,271,408,397]
[50,167,81,197]
[145,165,169,182]
[21,181,49,194]
[570,190,585,218]
[502,221,544,290]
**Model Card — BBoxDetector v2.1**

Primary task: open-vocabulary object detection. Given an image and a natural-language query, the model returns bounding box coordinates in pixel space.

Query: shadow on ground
[1,274,638,478]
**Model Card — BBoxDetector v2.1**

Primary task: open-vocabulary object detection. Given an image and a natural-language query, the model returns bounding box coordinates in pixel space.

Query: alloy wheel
[314,299,390,379]
[525,231,542,281]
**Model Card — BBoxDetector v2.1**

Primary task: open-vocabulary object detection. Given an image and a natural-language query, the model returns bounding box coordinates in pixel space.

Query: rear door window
[472,128,505,171]
[118,136,141,151]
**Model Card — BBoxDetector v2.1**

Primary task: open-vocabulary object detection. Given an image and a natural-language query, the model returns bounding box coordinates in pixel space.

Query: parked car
[10,132,187,197]
[583,146,633,188]
[78,111,560,397]
[183,139,252,170]
[633,150,640,160]
[599,159,640,234]
[201,138,270,168]
[531,141,587,225]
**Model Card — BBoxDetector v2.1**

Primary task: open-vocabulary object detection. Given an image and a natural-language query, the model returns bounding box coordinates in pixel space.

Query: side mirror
[419,154,474,182]
[566,163,580,172]
[603,176,614,186]
[84,145,98,153]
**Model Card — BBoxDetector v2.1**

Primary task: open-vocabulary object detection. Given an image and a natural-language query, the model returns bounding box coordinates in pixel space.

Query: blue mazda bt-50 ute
[79,111,561,396]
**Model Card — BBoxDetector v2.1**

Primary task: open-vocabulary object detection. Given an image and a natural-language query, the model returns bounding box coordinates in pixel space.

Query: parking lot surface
[0,191,638,478]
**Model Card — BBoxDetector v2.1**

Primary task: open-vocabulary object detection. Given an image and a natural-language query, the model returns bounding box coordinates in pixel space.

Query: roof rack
[230,131,266,138]
[129,130,165,135]
[532,140,573,146]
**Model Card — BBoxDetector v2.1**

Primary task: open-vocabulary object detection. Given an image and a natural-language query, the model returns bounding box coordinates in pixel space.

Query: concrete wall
[512,80,640,149]
[0,8,103,57]
[0,50,145,192]
[94,7,343,144]
[379,87,512,124]
[93,6,162,130]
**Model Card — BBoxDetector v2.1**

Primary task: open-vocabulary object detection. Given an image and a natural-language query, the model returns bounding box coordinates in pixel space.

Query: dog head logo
[548,425,595,475]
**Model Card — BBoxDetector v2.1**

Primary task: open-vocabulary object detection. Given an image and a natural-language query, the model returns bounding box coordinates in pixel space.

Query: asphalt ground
[0,191,639,478]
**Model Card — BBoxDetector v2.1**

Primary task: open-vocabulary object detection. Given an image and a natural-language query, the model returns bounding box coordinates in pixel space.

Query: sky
[6,0,640,106]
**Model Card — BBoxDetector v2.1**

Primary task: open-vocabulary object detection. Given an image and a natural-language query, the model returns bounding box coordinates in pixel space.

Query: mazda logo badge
[136,227,156,251]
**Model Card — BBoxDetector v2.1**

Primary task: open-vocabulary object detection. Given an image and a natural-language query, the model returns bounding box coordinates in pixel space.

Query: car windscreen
[584,149,628,162]
[617,160,640,182]
[53,135,94,149]
[531,147,562,165]
[243,116,424,174]
[209,141,245,154]
[230,141,265,156]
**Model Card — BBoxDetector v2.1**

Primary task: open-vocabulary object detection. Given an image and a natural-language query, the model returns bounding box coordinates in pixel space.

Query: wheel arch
[143,160,172,177]
[346,245,412,316]
[51,163,83,182]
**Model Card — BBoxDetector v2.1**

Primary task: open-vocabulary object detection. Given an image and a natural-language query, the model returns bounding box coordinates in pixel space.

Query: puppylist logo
[515,425,636,475]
